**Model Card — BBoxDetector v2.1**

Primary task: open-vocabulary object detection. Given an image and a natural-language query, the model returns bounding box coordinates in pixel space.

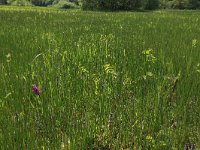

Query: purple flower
[32,84,40,95]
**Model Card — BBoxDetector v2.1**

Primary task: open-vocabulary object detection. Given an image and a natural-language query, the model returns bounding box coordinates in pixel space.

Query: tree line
[82,0,200,10]
[0,0,200,10]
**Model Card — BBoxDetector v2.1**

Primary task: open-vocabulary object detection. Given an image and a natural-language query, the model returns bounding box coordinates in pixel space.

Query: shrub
[82,0,142,11]
[8,0,32,6]
[160,0,188,9]
[145,0,160,10]
[172,0,187,9]
[188,0,200,9]
[0,0,7,4]
[82,0,98,10]
[31,0,54,6]
[163,1,177,9]
[52,0,79,9]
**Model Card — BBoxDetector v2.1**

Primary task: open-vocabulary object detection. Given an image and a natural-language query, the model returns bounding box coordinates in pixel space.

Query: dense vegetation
[82,0,159,10]
[0,6,200,149]
[0,0,200,10]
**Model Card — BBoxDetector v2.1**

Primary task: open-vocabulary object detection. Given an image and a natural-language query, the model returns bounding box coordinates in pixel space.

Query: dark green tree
[82,0,98,10]
[82,0,143,10]
[0,0,7,4]
[145,0,159,10]
[188,0,200,9]
[30,0,54,6]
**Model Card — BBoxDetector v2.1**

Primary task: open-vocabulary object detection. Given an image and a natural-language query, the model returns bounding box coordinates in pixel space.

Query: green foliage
[0,0,7,4]
[188,0,200,8]
[82,0,143,11]
[3,0,200,9]
[82,0,98,10]
[161,0,177,9]
[0,7,200,149]
[8,0,32,6]
[51,0,79,9]
[6,0,80,7]
[145,0,160,9]
[82,0,161,10]
[160,0,200,9]
[160,0,188,9]
[30,0,54,6]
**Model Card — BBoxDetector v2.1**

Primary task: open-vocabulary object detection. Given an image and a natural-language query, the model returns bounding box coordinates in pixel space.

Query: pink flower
[32,84,40,95]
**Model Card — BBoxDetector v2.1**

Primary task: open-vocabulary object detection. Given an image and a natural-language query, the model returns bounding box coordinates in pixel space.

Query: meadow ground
[0,6,200,149]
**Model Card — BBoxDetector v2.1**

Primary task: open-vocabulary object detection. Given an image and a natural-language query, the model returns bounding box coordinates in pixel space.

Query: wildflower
[32,84,40,95]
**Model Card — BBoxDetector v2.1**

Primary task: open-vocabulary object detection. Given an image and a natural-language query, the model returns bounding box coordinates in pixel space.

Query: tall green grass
[0,7,200,149]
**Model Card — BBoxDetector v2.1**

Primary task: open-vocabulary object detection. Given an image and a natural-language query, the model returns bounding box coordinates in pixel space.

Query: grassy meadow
[0,6,200,149]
